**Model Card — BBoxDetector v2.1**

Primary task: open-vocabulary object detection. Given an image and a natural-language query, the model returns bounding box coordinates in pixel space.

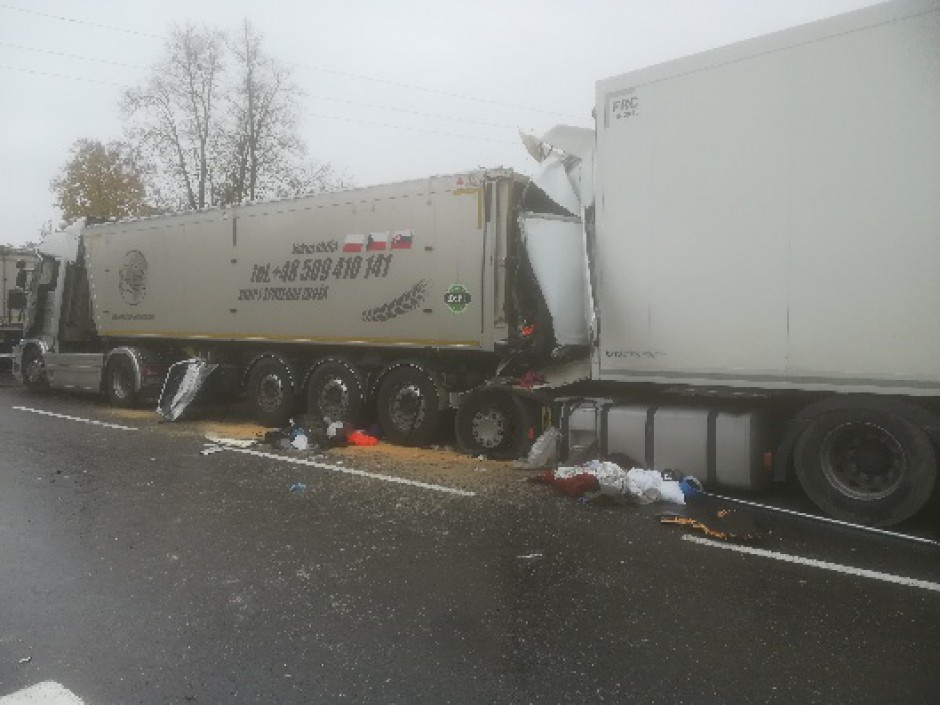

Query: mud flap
[156,359,218,421]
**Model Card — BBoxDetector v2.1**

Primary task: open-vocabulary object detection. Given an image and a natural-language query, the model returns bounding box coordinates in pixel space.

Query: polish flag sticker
[366,232,389,251]
[343,234,366,252]
[391,230,414,250]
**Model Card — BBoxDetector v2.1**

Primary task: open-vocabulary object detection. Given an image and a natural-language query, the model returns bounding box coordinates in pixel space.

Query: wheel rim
[389,383,426,431]
[471,407,509,449]
[258,373,285,413]
[316,378,350,422]
[111,364,133,399]
[25,356,44,384]
[820,421,906,501]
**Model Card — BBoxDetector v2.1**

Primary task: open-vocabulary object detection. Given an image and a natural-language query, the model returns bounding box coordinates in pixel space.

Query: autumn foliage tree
[51,139,152,222]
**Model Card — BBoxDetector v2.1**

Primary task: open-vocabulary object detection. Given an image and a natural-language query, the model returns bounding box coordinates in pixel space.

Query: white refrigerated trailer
[537,0,940,526]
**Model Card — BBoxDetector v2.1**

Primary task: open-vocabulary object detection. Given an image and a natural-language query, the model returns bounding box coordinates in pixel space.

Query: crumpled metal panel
[157,358,218,421]
[520,214,590,347]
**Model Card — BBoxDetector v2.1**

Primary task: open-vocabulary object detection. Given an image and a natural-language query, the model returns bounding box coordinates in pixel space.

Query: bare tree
[123,21,346,212]
[122,24,226,211]
[221,20,339,204]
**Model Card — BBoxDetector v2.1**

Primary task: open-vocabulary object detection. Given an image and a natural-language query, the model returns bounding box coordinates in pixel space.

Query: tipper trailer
[14,0,940,526]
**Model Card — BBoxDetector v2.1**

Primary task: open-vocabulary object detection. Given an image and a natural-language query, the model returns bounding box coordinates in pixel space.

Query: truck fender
[102,346,145,394]
[773,394,940,482]
[241,352,299,393]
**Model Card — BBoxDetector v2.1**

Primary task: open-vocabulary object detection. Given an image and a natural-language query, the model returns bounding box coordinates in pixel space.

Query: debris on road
[200,445,224,456]
[204,434,257,449]
[18,656,31,664]
[530,461,689,505]
[289,483,307,493]
[513,426,560,469]
[658,504,765,542]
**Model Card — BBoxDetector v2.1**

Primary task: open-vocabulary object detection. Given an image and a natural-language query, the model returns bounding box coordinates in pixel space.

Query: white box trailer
[592,0,940,394]
[536,0,940,526]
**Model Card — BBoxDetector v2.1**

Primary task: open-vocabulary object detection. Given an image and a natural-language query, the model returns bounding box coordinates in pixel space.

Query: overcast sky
[0,0,880,246]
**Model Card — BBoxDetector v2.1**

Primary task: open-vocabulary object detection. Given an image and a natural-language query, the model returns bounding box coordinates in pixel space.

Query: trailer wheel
[455,389,533,460]
[376,365,441,446]
[22,348,48,390]
[306,360,365,427]
[794,407,937,526]
[104,355,139,407]
[247,357,295,427]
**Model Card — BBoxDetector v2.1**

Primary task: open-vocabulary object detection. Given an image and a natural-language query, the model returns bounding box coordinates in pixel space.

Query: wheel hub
[258,374,285,412]
[317,378,350,421]
[390,384,425,430]
[820,421,906,500]
[471,409,507,449]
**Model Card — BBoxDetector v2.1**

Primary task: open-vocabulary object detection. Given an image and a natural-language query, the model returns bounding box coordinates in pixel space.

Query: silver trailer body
[83,171,521,351]
[592,0,940,395]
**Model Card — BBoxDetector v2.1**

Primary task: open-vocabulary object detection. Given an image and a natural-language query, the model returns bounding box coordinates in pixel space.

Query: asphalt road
[1,381,939,704]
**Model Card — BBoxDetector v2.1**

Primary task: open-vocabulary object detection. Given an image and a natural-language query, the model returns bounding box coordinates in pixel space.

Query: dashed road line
[0,681,86,704]
[218,444,477,497]
[682,534,940,593]
[12,406,138,431]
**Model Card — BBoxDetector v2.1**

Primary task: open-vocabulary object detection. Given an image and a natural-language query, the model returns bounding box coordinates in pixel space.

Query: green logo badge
[444,284,472,314]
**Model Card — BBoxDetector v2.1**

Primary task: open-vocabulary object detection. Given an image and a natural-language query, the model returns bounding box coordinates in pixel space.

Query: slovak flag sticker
[343,234,366,252]
[366,232,389,251]
[391,230,414,250]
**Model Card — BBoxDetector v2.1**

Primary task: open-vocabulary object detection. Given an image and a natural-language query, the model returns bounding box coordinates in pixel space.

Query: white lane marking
[12,406,138,431]
[218,445,476,497]
[682,534,940,593]
[0,681,86,704]
[704,492,940,548]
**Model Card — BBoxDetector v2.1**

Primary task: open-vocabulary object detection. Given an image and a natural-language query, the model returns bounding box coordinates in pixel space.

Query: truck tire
[104,355,139,407]
[794,407,937,526]
[22,348,48,390]
[455,389,533,460]
[306,360,366,427]
[376,365,442,446]
[247,357,296,428]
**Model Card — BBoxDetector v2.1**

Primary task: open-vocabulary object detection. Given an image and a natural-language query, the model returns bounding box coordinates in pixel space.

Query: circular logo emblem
[119,250,148,306]
[444,284,472,314]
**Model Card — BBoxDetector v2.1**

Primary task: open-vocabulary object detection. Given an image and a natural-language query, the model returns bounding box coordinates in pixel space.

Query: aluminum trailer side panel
[84,173,510,351]
[593,0,940,394]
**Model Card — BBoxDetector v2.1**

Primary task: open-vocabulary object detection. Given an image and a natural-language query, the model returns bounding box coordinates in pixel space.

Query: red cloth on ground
[528,471,600,497]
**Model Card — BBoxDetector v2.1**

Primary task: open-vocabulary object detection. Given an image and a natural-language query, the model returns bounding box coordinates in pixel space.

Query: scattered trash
[513,426,560,469]
[530,461,688,505]
[290,428,309,450]
[200,445,224,456]
[473,466,488,473]
[517,553,543,560]
[347,430,379,446]
[18,656,31,664]
[658,503,765,542]
[289,483,307,493]
[327,421,345,438]
[204,434,256,449]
